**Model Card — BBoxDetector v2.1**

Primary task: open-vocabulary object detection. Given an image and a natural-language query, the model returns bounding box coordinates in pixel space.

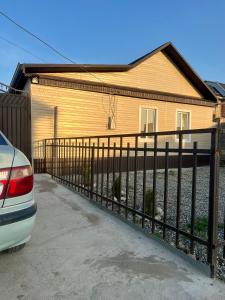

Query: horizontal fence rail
[33,128,222,278]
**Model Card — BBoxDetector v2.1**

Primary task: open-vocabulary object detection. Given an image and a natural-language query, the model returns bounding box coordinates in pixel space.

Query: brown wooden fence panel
[0,93,31,161]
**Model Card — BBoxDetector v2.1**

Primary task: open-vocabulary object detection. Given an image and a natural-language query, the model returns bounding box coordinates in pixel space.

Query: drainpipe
[54,106,58,139]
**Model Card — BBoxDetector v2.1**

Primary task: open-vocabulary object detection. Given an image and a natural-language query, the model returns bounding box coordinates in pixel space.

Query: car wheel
[3,243,26,253]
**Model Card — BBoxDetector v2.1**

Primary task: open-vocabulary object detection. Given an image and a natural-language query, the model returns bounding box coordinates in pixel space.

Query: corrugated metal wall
[0,93,31,161]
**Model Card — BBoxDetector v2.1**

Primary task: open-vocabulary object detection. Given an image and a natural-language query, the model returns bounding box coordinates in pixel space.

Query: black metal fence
[33,128,222,278]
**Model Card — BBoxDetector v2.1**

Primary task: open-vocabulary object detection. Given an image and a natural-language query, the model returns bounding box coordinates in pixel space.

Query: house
[205,81,225,102]
[205,81,225,163]
[205,80,225,121]
[10,42,218,150]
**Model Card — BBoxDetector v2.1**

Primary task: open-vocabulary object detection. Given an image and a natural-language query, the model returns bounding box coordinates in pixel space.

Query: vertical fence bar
[55,140,57,178]
[163,141,169,240]
[112,142,116,211]
[63,139,66,182]
[53,139,55,177]
[58,140,61,178]
[68,140,70,186]
[69,140,72,186]
[74,139,77,190]
[72,142,75,187]
[133,136,138,223]
[65,141,68,183]
[118,136,123,214]
[106,137,110,207]
[176,133,182,247]
[96,138,100,201]
[84,142,87,193]
[142,142,147,228]
[90,143,95,200]
[101,143,105,205]
[152,135,157,233]
[44,139,47,173]
[125,143,130,219]
[57,140,60,178]
[208,128,220,278]
[78,142,81,191]
[81,138,84,192]
[88,138,91,197]
[190,141,197,254]
[66,141,69,185]
[59,140,62,178]
[50,140,53,176]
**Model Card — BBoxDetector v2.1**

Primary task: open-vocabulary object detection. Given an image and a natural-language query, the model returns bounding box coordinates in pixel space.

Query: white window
[176,111,191,141]
[140,108,157,137]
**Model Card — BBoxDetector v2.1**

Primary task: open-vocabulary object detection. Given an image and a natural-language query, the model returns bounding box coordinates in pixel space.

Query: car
[0,131,36,252]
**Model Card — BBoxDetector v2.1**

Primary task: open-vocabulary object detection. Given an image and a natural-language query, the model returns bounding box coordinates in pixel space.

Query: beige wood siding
[31,84,214,149]
[42,51,202,99]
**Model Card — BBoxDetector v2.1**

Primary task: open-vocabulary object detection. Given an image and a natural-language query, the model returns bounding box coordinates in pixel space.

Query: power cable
[0,10,106,84]
[0,10,115,117]
[0,35,46,62]
[0,10,75,64]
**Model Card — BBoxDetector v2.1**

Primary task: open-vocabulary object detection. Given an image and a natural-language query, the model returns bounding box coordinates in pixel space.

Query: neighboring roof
[205,81,225,98]
[10,42,217,101]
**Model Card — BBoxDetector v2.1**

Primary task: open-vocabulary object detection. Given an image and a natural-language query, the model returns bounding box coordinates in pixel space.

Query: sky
[0,0,225,85]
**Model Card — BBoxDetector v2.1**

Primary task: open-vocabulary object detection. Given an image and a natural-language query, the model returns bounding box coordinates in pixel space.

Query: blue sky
[0,0,225,85]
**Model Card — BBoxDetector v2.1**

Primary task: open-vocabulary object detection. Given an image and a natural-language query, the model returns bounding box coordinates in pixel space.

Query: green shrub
[153,232,162,239]
[145,189,154,216]
[185,217,208,238]
[112,176,121,199]
[194,217,208,233]
[185,217,224,239]
[169,170,176,176]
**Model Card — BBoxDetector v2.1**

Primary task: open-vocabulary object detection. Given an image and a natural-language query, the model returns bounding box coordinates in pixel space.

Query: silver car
[0,131,36,252]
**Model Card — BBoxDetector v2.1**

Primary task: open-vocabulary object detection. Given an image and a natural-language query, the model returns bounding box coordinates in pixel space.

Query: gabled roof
[10,42,217,101]
[205,80,225,98]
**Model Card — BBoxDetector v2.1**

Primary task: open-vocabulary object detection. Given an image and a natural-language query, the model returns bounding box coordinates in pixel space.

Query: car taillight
[0,166,33,200]
[0,169,10,200]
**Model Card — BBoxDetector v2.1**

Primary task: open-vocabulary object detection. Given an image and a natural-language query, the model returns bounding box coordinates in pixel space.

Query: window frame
[175,109,191,143]
[139,106,158,141]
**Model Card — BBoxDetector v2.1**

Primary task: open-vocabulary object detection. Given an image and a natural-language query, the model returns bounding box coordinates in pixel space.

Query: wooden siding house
[10,42,217,152]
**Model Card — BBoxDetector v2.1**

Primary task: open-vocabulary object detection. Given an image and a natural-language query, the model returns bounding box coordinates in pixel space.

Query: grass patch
[169,170,176,176]
[184,217,224,239]
[153,232,163,239]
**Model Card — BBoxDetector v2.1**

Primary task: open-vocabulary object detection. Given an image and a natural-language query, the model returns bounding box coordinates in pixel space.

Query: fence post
[208,127,220,278]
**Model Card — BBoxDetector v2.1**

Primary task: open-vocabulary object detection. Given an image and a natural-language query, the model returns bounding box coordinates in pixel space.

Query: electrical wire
[0,35,46,62]
[0,10,106,84]
[0,10,116,119]
[0,10,75,64]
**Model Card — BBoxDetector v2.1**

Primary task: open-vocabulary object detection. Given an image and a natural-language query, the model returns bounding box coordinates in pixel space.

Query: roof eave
[22,64,130,74]
[10,42,218,101]
[10,63,27,90]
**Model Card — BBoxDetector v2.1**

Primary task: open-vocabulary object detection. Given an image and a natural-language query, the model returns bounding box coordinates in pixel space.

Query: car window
[0,134,7,145]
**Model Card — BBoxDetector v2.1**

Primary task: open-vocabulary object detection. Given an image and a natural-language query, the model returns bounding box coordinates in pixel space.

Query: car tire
[3,243,26,253]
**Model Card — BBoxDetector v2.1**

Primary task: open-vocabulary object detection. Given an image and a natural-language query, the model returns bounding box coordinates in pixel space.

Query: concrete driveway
[0,174,225,300]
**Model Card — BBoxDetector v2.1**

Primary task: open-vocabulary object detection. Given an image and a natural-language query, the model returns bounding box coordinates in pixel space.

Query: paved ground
[0,175,225,300]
